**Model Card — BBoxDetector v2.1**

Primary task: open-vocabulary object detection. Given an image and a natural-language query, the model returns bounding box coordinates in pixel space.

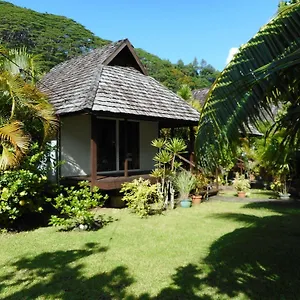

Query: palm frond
[0,121,30,169]
[196,3,300,170]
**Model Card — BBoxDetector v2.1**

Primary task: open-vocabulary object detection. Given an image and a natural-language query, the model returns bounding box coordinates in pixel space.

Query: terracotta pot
[192,195,202,204]
[238,191,246,198]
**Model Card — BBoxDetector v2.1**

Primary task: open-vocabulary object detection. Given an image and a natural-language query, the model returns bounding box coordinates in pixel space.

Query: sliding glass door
[97,119,116,172]
[119,120,140,170]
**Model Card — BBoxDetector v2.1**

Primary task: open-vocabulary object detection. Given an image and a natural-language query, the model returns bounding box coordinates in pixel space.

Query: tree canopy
[0,1,109,72]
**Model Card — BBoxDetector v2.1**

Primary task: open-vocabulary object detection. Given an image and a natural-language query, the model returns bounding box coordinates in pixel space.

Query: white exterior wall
[139,121,158,170]
[61,115,91,177]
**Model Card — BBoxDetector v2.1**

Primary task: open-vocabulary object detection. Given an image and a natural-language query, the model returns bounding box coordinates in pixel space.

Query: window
[119,121,140,170]
[97,119,116,172]
[96,119,140,172]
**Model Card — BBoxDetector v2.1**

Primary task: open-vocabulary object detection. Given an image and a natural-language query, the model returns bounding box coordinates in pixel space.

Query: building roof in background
[192,88,210,107]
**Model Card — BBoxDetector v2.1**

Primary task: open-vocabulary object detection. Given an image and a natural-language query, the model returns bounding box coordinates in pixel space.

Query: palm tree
[196,3,300,170]
[0,46,57,170]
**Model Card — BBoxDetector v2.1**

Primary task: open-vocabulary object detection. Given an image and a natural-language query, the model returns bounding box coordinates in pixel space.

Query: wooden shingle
[40,39,200,124]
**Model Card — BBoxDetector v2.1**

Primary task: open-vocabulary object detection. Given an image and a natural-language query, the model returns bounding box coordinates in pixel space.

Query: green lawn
[1,201,300,299]
[219,188,277,199]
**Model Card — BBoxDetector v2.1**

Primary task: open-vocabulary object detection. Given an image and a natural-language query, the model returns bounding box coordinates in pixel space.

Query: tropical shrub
[0,143,56,229]
[120,178,164,217]
[0,169,48,228]
[49,181,108,231]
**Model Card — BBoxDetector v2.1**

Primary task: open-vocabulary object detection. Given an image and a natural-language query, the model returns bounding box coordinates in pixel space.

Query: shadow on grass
[2,202,300,299]
[142,202,300,299]
[0,242,135,299]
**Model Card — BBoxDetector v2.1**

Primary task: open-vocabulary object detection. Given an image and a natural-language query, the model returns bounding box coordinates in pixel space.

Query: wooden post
[124,119,128,177]
[90,115,97,187]
[170,127,174,138]
[189,126,195,172]
[56,118,62,184]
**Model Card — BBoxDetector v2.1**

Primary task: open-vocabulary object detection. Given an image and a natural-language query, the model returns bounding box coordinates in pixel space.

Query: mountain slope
[0,1,219,91]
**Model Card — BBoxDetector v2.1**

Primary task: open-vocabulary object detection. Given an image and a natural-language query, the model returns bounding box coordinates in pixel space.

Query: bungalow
[41,39,200,190]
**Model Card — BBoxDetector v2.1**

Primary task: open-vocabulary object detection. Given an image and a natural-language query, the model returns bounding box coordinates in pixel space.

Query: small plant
[193,173,209,195]
[49,181,108,231]
[174,170,196,200]
[232,173,250,192]
[270,177,290,198]
[120,178,164,217]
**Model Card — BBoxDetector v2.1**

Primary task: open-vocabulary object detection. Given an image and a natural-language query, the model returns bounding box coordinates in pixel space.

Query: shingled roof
[40,39,200,125]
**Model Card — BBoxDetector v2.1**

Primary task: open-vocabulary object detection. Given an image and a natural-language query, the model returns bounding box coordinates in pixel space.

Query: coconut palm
[196,3,300,170]
[0,46,57,170]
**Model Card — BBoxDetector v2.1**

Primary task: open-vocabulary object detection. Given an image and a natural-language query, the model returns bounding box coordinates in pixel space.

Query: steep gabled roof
[94,66,198,122]
[40,39,200,124]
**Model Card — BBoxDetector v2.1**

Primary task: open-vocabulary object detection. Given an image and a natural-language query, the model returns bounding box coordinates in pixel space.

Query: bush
[120,178,164,217]
[0,169,49,228]
[0,143,58,229]
[49,181,108,231]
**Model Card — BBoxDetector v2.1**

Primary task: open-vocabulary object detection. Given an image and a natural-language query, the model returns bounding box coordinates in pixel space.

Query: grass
[219,188,277,199]
[1,200,300,299]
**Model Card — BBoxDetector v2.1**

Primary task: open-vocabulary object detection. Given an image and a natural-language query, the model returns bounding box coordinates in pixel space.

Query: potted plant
[174,170,196,208]
[232,173,250,198]
[271,173,290,200]
[192,173,208,204]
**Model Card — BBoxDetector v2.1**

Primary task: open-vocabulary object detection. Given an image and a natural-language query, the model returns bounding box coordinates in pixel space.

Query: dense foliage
[0,1,219,91]
[0,143,55,229]
[136,49,219,91]
[0,169,47,228]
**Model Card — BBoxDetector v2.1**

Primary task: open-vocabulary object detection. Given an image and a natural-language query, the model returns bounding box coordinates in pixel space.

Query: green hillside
[0,1,219,91]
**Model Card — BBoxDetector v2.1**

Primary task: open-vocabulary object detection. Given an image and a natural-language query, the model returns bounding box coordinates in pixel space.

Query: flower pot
[237,191,246,198]
[180,199,192,208]
[279,193,290,200]
[192,195,202,205]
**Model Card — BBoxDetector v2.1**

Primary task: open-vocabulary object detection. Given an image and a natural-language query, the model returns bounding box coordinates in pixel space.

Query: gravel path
[208,195,299,204]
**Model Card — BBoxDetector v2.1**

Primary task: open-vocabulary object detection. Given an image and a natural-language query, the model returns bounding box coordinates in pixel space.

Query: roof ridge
[46,39,127,73]
[88,64,104,110]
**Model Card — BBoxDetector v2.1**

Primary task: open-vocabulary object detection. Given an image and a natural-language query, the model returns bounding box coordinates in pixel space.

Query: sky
[6,0,279,71]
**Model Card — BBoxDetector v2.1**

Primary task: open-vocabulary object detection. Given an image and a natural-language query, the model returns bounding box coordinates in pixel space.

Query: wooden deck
[62,173,155,190]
